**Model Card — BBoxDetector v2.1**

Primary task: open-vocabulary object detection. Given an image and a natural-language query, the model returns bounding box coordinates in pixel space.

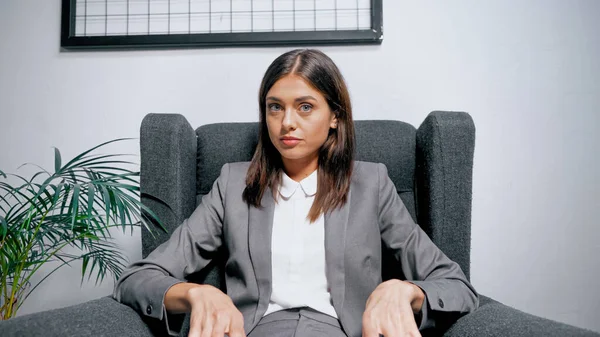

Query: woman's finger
[188,309,203,337]
[227,311,246,337]
[200,316,213,337]
[211,310,230,337]
[362,310,380,337]
[378,314,401,337]
[399,312,421,337]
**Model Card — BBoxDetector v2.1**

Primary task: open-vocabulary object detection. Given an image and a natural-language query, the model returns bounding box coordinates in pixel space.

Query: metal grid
[74,0,373,36]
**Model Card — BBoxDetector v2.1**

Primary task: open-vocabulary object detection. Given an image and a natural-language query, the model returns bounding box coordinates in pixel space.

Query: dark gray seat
[1,111,597,337]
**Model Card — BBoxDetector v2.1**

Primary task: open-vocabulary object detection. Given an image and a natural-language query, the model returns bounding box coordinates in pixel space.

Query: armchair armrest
[140,113,198,258]
[442,295,600,337]
[0,296,157,337]
[416,111,476,279]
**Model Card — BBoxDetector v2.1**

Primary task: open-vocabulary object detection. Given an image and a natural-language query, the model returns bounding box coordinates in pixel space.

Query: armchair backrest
[194,121,418,217]
[140,112,475,287]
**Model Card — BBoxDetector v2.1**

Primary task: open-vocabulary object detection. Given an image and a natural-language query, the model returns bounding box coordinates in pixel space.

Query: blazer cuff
[143,277,186,336]
[407,281,436,330]
[163,282,187,336]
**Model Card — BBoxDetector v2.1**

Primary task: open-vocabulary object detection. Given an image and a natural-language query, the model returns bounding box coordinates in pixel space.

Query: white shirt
[263,169,338,318]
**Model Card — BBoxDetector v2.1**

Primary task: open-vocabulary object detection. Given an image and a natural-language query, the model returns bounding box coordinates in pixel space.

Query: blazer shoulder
[353,160,384,171]
[219,161,250,191]
[226,161,251,175]
[351,161,388,193]
[353,161,386,182]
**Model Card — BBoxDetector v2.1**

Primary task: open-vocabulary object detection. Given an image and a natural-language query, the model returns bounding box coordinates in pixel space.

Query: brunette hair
[242,49,355,222]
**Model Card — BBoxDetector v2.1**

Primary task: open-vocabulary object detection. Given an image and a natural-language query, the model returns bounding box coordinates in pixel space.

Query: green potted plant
[0,139,166,320]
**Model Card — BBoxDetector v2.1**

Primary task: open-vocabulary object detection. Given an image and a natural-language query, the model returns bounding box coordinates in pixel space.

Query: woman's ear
[330,114,339,129]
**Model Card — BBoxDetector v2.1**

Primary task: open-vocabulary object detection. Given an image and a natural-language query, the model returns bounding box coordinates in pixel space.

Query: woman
[113,49,479,337]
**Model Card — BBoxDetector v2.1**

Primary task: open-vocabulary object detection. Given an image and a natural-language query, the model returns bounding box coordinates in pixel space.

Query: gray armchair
[1,111,597,337]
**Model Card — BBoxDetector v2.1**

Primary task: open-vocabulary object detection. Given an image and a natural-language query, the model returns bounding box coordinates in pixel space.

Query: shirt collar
[279,169,318,198]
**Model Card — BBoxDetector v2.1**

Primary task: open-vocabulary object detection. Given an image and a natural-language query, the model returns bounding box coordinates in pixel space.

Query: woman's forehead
[266,75,325,101]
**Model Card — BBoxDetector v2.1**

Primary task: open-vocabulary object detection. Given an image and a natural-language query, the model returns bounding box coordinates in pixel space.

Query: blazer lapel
[247,189,275,325]
[324,188,351,320]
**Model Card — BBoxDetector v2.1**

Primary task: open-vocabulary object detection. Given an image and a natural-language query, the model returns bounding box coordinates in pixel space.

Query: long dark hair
[242,49,355,222]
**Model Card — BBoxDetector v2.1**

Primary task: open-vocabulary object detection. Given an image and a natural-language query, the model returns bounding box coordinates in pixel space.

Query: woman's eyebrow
[294,95,317,102]
[266,95,318,103]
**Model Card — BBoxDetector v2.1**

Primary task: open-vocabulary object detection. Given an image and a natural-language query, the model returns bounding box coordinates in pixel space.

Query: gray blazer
[113,161,479,337]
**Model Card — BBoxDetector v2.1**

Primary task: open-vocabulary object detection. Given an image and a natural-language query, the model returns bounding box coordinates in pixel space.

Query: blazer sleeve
[112,163,230,336]
[376,163,479,330]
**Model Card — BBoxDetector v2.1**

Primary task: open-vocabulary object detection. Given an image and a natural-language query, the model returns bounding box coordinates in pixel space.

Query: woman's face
[265,74,337,173]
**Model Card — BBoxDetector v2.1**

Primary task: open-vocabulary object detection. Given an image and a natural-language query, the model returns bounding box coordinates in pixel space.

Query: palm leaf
[64,156,136,171]
[0,216,7,239]
[70,184,81,231]
[15,163,51,177]
[0,138,171,319]
[60,138,134,171]
[53,147,62,174]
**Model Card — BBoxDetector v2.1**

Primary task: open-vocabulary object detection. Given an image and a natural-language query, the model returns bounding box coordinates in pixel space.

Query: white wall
[1,0,599,333]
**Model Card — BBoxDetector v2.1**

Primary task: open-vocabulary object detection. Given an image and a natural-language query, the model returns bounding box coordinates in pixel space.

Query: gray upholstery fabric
[0,296,156,337]
[2,295,597,337]
[354,120,417,221]
[140,113,198,259]
[196,122,259,196]
[194,120,417,218]
[441,295,599,337]
[416,111,475,280]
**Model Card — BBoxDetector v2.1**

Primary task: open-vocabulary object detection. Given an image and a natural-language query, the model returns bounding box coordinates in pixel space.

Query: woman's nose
[282,109,297,130]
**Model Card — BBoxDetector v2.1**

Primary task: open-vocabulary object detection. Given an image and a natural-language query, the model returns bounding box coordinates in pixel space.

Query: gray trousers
[247,307,347,337]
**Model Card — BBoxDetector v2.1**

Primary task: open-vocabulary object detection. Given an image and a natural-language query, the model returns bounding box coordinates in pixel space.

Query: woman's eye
[268,103,282,112]
[299,104,312,112]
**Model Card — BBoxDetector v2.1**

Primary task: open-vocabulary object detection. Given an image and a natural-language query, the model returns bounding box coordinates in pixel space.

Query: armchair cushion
[0,296,155,337]
[2,294,597,337]
[441,295,599,337]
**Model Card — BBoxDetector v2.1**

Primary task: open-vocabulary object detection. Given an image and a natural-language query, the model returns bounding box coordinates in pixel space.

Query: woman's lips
[281,137,301,146]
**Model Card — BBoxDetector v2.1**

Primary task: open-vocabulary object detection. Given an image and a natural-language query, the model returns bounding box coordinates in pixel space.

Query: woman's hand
[186,285,246,337]
[362,279,425,337]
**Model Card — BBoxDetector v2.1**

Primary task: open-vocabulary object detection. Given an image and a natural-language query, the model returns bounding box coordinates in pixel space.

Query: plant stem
[4,203,47,318]
[14,222,121,312]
